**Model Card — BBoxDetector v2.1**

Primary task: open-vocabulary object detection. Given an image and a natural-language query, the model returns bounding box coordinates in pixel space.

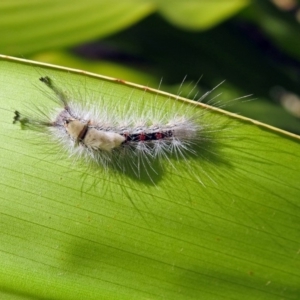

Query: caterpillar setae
[13,75,223,183]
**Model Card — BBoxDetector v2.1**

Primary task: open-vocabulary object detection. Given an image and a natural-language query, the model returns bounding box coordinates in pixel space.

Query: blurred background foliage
[1,0,300,133]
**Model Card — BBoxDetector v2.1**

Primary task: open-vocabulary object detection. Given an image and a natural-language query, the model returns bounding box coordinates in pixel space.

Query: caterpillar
[12,75,220,183]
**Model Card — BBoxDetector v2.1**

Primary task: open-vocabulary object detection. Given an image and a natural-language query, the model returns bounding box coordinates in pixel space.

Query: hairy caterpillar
[12,75,222,183]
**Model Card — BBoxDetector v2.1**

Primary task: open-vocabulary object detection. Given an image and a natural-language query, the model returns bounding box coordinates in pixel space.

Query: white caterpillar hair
[13,76,220,183]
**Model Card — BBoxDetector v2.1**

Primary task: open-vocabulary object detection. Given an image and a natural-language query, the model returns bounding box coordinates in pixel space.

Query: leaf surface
[0,56,299,300]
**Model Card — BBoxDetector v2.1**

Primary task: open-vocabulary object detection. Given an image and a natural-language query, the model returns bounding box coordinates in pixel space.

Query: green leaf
[157,0,250,30]
[1,0,249,55]
[0,0,154,55]
[0,55,299,300]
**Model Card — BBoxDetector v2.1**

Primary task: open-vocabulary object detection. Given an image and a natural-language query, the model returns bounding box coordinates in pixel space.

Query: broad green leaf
[0,0,154,55]
[0,55,299,300]
[1,1,249,55]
